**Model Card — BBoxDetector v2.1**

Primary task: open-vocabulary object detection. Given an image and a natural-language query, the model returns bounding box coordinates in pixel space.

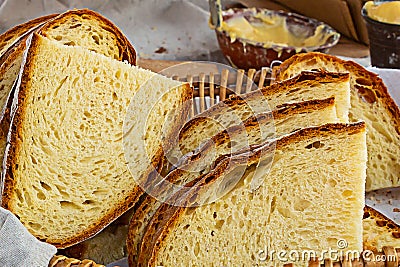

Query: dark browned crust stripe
[178,71,349,143]
[274,52,400,136]
[127,97,336,264]
[181,97,336,166]
[0,33,191,248]
[38,9,137,65]
[133,122,366,266]
[364,206,400,239]
[0,13,58,56]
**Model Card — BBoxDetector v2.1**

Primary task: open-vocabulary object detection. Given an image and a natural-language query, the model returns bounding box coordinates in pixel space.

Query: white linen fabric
[0,207,56,267]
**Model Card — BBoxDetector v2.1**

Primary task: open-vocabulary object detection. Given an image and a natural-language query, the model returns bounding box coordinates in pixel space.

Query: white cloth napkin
[0,207,56,267]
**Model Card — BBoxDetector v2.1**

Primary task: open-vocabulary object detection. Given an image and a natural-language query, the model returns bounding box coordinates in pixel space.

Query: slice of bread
[0,34,191,248]
[127,98,339,264]
[132,122,367,266]
[363,206,400,252]
[273,52,400,191]
[168,71,350,165]
[38,9,136,64]
[0,9,138,172]
[0,13,58,57]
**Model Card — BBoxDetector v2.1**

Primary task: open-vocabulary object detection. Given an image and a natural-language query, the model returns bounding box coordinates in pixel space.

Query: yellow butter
[365,1,400,25]
[218,11,333,48]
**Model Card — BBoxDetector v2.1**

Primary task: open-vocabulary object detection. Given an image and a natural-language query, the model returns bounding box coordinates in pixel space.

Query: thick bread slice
[0,13,58,57]
[79,98,337,264]
[169,71,350,164]
[273,52,400,191]
[0,34,191,248]
[0,9,137,172]
[363,206,400,252]
[128,98,339,264]
[134,122,367,266]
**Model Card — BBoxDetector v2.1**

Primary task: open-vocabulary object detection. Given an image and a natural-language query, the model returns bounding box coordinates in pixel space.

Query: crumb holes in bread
[355,77,373,87]
[63,41,76,46]
[304,58,318,67]
[392,232,400,238]
[215,220,224,230]
[115,70,121,79]
[293,198,312,212]
[60,201,81,210]
[91,34,100,45]
[386,222,396,229]
[37,191,46,200]
[69,23,82,29]
[40,181,51,191]
[305,141,324,149]
[54,35,63,41]
[342,190,353,197]
[193,242,200,256]
[363,211,371,219]
[287,87,301,94]
[277,207,291,218]
[27,221,42,231]
[354,84,377,104]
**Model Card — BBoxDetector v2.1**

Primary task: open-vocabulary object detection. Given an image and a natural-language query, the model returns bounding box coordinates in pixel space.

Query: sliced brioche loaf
[133,122,367,266]
[273,52,400,191]
[0,9,137,172]
[168,71,350,165]
[0,34,191,248]
[363,206,400,252]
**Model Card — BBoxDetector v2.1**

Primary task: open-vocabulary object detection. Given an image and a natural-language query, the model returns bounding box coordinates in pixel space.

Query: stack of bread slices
[0,9,399,267]
[0,8,192,260]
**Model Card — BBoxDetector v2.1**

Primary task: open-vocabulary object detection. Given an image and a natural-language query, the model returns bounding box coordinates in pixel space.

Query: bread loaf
[273,52,400,191]
[0,9,137,173]
[168,71,350,166]
[133,122,367,266]
[127,98,339,264]
[363,206,400,252]
[0,34,191,248]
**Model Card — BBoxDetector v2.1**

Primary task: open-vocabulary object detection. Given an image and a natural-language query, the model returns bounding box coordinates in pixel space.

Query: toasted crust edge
[274,52,400,136]
[178,71,349,143]
[39,9,137,65]
[364,205,400,239]
[0,13,58,56]
[136,122,366,266]
[127,97,335,265]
